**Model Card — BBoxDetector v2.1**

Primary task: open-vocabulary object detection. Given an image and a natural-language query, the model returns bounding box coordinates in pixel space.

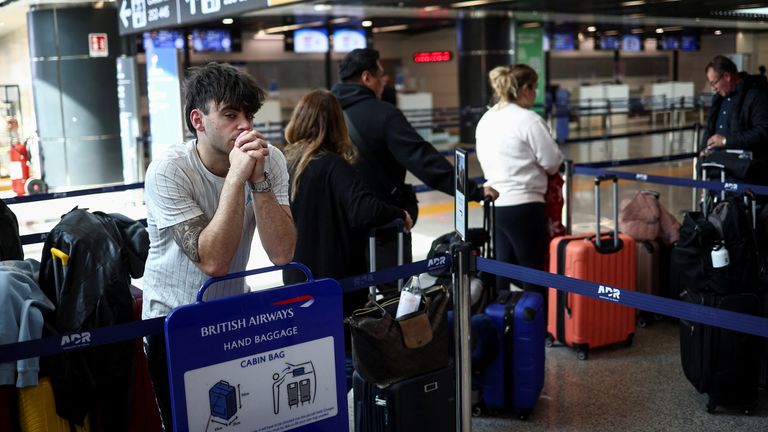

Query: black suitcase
[679,290,760,414]
[760,292,768,390]
[353,367,455,432]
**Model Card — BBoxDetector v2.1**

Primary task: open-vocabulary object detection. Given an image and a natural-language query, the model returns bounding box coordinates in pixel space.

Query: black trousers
[144,333,173,431]
[494,202,548,301]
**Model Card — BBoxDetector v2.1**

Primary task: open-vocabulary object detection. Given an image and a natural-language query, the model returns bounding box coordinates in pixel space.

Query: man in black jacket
[702,55,768,163]
[331,48,497,273]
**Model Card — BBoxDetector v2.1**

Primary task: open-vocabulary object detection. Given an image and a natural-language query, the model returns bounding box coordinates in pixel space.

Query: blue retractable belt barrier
[0,317,165,363]
[337,256,452,293]
[3,255,766,364]
[477,257,768,338]
[577,152,696,168]
[573,165,768,196]
[2,182,144,205]
[565,125,695,144]
[0,258,451,362]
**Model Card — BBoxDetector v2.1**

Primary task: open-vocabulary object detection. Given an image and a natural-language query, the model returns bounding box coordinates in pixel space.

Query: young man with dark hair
[332,48,497,274]
[142,62,296,428]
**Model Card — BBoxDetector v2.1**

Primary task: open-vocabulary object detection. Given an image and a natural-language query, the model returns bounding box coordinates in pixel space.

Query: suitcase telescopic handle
[368,219,406,296]
[701,162,726,215]
[483,197,495,260]
[593,175,620,250]
[196,262,314,302]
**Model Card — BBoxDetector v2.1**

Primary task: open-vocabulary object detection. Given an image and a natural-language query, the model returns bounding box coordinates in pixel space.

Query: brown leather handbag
[346,286,449,387]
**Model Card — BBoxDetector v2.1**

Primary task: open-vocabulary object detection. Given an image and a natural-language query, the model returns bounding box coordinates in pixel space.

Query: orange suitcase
[547,175,637,360]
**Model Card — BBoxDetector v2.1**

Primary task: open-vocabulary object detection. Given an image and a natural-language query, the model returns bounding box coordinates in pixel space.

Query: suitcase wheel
[637,316,648,328]
[624,333,635,348]
[576,350,588,361]
[472,405,483,417]
[706,400,717,414]
[545,335,555,348]
[518,408,531,421]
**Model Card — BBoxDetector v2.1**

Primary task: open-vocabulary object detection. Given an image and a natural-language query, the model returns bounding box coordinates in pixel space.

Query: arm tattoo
[171,215,208,263]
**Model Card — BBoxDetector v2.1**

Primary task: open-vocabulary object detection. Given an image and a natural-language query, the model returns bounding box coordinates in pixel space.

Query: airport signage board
[117,0,270,36]
[165,277,348,432]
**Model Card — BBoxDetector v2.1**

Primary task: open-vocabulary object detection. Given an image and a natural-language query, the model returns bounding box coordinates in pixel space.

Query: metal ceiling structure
[2,0,768,39]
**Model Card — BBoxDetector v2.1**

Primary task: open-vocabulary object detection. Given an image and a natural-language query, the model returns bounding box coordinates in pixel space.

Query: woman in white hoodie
[475,64,564,298]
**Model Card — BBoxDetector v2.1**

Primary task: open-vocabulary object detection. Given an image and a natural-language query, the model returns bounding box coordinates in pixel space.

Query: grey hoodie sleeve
[0,259,55,388]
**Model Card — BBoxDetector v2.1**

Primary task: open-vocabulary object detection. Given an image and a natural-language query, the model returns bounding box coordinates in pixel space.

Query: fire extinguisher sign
[89,33,109,57]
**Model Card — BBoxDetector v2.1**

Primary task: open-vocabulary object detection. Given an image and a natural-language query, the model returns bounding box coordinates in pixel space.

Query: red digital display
[412,50,452,63]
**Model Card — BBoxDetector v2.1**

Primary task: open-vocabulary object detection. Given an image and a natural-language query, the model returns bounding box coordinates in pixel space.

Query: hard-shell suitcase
[636,240,662,327]
[17,377,90,432]
[547,176,637,360]
[353,367,455,432]
[481,290,545,419]
[679,291,760,413]
[128,287,163,432]
[759,292,768,390]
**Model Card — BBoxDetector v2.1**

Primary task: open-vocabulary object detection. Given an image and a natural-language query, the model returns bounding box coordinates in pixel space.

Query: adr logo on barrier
[597,285,621,302]
[61,332,91,349]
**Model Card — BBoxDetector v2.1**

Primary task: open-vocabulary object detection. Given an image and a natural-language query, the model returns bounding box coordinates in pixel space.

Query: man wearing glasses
[701,55,768,163]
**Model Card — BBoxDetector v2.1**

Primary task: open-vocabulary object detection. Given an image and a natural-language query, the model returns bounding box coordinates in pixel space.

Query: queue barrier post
[451,242,473,432]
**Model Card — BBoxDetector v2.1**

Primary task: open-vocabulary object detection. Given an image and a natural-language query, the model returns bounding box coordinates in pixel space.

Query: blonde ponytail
[488,66,518,104]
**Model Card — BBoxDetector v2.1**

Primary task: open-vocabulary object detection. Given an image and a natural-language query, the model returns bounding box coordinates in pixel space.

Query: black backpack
[674,196,759,295]
[426,228,490,278]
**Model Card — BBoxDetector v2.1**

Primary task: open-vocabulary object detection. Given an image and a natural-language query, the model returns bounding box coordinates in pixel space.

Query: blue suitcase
[481,290,545,419]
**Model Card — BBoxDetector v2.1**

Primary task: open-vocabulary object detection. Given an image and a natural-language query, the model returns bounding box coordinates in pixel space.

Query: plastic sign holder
[455,148,468,241]
[165,263,348,432]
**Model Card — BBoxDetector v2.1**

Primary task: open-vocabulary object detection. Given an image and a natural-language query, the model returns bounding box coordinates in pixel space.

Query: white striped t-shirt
[141,139,289,319]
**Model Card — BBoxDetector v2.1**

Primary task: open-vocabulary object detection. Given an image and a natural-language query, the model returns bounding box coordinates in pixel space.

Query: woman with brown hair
[282,89,412,382]
[475,64,563,300]
[283,89,412,284]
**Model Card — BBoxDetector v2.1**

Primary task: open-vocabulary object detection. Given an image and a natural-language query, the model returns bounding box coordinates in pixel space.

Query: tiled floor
[7,119,768,431]
[347,320,768,432]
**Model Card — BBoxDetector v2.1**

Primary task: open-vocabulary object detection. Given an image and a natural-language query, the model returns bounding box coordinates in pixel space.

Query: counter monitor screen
[598,36,619,50]
[658,35,680,50]
[621,35,642,52]
[294,28,329,53]
[333,29,366,52]
[552,33,576,51]
[680,35,699,51]
[142,30,185,52]
[191,29,232,53]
